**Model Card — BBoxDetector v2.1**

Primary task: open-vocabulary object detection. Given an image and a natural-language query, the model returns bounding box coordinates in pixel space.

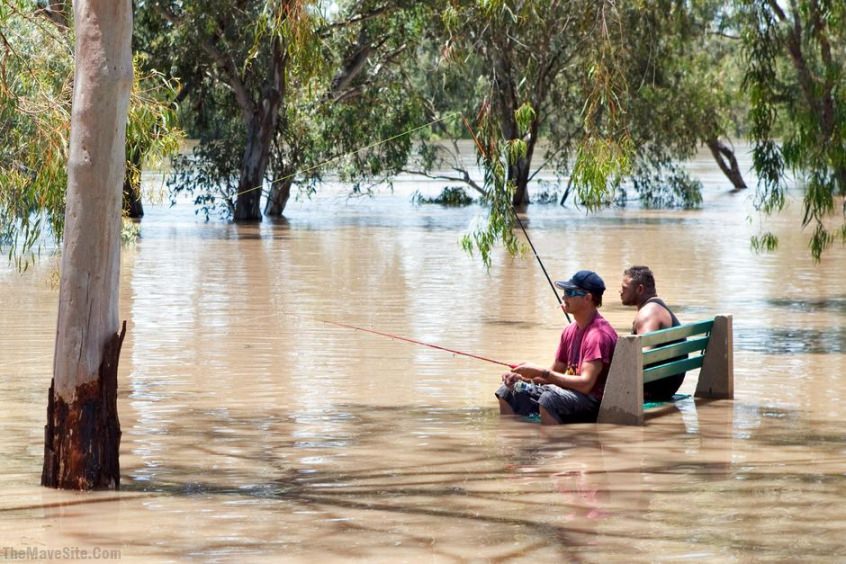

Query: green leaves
[741,0,846,261]
[513,102,535,136]
[750,231,779,253]
[0,3,183,268]
[571,136,633,210]
[0,2,71,268]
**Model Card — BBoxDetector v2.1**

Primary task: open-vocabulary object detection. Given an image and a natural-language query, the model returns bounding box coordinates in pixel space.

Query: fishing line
[457,116,571,324]
[510,206,571,324]
[319,318,517,369]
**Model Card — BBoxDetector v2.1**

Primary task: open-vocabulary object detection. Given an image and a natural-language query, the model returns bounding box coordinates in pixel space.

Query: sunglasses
[563,288,588,298]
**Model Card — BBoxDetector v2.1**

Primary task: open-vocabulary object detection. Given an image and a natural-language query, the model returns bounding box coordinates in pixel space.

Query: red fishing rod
[320,319,517,369]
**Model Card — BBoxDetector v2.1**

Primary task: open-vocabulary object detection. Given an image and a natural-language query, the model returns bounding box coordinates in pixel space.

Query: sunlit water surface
[2,148,846,562]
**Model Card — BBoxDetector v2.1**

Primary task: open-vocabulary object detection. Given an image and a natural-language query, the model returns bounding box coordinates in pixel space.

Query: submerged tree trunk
[42,0,132,490]
[706,138,747,190]
[233,44,285,222]
[264,174,293,217]
[234,110,276,221]
[123,152,144,218]
[123,179,144,218]
[511,119,540,209]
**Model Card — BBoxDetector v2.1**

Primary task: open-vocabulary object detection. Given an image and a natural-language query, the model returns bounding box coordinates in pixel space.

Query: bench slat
[643,355,704,383]
[642,335,711,365]
[640,320,714,347]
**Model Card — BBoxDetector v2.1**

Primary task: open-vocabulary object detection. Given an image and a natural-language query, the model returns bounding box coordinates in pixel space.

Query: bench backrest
[598,314,733,425]
[640,319,713,383]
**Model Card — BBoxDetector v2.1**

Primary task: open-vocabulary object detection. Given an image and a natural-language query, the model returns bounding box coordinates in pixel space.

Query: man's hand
[512,363,550,383]
[501,371,522,388]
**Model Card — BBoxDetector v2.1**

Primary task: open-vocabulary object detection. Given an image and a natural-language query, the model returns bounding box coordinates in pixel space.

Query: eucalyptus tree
[409,1,733,264]
[123,68,181,218]
[420,0,748,206]
[740,0,846,260]
[136,0,323,221]
[0,0,72,268]
[620,0,749,207]
[41,0,133,490]
[429,0,599,209]
[139,0,430,219]
[0,1,180,263]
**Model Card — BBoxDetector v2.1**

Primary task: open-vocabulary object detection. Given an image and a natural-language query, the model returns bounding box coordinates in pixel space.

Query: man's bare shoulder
[635,301,673,332]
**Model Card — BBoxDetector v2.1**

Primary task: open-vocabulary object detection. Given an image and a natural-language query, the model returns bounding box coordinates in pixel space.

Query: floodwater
[2,146,846,562]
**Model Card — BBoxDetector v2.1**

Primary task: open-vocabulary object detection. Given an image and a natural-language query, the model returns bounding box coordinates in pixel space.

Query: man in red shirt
[496,270,618,424]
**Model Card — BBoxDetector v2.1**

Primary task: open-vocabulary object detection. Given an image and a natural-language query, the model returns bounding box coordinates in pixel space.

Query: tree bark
[42,0,132,490]
[264,174,293,217]
[123,152,144,218]
[234,43,285,221]
[123,177,144,218]
[234,98,280,221]
[705,138,747,190]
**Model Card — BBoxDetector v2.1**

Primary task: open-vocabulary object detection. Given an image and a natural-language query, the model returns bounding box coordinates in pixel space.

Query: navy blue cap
[555,270,606,295]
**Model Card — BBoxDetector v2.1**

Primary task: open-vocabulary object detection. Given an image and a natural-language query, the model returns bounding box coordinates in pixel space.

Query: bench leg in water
[695,314,734,399]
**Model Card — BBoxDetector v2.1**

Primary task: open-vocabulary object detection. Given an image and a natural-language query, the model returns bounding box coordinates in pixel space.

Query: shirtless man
[619,265,685,401]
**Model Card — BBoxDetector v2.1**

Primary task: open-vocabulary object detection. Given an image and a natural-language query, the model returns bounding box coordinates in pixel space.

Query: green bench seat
[597,314,734,425]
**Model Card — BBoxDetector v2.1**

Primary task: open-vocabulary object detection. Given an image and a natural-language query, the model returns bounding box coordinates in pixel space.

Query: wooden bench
[597,314,733,425]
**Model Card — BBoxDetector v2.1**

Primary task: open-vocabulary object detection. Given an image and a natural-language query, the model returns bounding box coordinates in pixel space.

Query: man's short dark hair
[624,265,656,293]
[590,291,603,308]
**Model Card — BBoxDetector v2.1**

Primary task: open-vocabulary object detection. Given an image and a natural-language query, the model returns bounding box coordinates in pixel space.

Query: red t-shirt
[554,311,618,399]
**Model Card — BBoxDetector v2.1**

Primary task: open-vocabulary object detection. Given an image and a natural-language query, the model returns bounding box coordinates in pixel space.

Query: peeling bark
[43,0,132,490]
[42,323,126,490]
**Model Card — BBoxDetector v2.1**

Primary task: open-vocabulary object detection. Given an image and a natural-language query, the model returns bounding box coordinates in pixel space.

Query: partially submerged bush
[412,186,474,206]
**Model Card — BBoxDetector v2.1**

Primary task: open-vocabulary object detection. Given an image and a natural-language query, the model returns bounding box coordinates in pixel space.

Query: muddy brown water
[2,148,846,562]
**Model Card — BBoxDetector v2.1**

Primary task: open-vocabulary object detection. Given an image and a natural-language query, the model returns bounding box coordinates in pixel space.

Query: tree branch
[401,167,486,196]
[318,4,393,36]
[330,41,407,103]
[158,7,255,123]
[34,0,69,30]
[764,0,787,22]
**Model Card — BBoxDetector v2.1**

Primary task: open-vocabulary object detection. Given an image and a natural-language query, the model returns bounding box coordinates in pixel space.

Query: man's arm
[512,360,603,395]
[539,359,602,394]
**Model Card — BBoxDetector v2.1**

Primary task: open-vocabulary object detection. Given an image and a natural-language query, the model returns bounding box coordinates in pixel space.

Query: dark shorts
[644,373,685,401]
[495,383,600,424]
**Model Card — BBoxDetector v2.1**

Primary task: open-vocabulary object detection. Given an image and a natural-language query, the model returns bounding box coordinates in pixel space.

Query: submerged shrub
[412,186,474,206]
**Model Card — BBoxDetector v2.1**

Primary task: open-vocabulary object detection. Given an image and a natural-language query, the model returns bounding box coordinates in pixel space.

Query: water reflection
[765,296,846,314]
[736,326,846,354]
[2,146,846,560]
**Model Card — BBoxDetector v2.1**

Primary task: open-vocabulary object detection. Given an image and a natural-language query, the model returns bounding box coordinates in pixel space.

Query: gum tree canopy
[742,0,846,260]
[41,0,133,490]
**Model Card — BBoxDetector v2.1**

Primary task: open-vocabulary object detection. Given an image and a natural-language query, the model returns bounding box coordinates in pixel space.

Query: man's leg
[539,387,598,424]
[539,406,559,425]
[498,397,516,415]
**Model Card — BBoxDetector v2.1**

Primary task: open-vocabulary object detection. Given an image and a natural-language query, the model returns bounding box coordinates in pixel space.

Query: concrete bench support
[695,314,733,399]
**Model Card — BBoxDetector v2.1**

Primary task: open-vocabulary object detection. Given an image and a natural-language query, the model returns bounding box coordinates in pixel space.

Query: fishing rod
[460,114,571,324]
[510,206,572,324]
[320,319,517,369]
